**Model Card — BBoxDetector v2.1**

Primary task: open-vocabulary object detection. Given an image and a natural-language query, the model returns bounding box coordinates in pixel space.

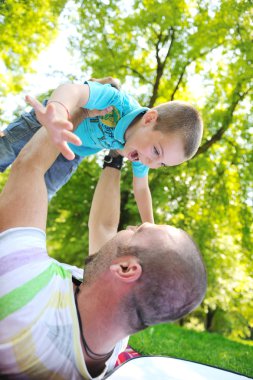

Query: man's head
[84,223,207,333]
[122,101,203,168]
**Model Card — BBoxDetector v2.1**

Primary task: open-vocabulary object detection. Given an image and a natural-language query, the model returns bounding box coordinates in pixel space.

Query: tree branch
[148,27,175,107]
[163,27,175,62]
[120,65,152,84]
[103,33,116,60]
[195,85,251,157]
[170,60,190,100]
[170,43,224,100]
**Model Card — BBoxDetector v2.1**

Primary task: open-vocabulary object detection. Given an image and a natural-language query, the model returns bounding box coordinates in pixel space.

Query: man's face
[115,222,183,253]
[85,223,184,280]
[121,125,186,169]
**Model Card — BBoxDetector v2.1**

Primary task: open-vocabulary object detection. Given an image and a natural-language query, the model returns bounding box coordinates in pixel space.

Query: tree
[0,0,252,339]
[46,157,101,265]
[0,0,67,103]
[65,0,252,338]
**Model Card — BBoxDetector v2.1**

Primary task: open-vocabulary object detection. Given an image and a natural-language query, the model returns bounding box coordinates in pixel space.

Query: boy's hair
[153,101,203,159]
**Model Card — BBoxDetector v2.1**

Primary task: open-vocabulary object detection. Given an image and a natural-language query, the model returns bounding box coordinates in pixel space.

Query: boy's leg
[0,106,83,199]
[45,154,83,200]
[0,109,41,172]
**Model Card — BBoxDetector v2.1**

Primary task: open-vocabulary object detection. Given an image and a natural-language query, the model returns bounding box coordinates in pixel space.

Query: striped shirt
[0,228,127,379]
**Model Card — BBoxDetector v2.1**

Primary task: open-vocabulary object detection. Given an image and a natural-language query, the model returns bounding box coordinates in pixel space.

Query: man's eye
[154,147,159,156]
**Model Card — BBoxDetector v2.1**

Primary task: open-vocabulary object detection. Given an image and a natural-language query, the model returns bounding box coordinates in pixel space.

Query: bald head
[84,223,207,333]
[117,224,207,331]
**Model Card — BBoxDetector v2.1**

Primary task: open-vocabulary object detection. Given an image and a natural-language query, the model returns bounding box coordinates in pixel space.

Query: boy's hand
[26,95,112,160]
[26,95,79,160]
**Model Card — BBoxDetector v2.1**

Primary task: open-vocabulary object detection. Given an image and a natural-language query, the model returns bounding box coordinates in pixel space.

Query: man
[0,110,207,379]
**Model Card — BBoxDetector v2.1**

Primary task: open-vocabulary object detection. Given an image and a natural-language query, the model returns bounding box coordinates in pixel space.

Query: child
[0,77,203,223]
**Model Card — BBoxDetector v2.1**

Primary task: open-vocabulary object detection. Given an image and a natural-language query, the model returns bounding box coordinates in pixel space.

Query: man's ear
[110,256,142,283]
[143,109,158,127]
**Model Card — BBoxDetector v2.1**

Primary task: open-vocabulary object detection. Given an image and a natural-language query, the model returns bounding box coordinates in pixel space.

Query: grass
[129,324,253,378]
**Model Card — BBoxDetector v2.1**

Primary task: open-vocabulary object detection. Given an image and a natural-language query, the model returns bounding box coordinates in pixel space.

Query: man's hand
[83,107,113,119]
[26,95,113,160]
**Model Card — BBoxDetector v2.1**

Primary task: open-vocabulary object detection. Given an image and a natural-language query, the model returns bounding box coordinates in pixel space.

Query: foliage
[0,0,67,102]
[130,323,253,378]
[1,0,252,341]
[46,157,100,266]
[0,169,9,192]
[67,0,253,339]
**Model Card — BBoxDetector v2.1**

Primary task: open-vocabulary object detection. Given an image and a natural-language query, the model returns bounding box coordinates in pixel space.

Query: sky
[1,0,208,125]
[2,1,84,124]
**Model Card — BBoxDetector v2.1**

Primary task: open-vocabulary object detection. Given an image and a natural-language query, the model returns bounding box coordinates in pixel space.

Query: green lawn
[129,324,253,378]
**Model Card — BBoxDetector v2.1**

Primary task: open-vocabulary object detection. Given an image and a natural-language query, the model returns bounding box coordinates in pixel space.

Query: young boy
[0,78,203,223]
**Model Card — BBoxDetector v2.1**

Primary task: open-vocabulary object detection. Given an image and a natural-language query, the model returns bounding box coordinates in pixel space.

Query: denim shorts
[0,106,83,200]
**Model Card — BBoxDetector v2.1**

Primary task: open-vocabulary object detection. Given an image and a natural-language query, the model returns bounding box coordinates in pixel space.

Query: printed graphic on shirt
[100,107,121,128]
[88,107,122,149]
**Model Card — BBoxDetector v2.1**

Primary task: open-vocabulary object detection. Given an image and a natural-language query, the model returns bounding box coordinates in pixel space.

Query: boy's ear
[143,109,158,127]
[110,256,142,283]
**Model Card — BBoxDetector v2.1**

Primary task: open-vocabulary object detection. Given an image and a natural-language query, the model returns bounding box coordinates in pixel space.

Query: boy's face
[121,122,186,168]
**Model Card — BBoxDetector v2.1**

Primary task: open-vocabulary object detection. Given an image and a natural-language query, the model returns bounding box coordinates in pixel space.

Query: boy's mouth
[127,150,139,162]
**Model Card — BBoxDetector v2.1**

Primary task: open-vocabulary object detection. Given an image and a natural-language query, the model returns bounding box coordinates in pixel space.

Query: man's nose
[126,225,138,231]
[136,222,153,232]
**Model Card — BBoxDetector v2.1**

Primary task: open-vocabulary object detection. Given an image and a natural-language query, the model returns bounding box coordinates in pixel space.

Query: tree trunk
[205,308,216,331]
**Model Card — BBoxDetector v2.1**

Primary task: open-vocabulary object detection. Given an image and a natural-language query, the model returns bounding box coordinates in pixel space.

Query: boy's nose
[141,157,160,169]
[140,155,151,166]
[139,153,160,168]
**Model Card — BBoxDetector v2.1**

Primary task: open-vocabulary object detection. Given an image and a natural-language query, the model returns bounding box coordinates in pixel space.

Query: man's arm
[88,167,121,256]
[0,126,59,232]
[133,176,154,223]
[0,101,111,233]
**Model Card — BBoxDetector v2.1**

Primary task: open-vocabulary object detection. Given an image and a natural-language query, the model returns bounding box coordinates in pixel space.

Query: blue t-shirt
[69,81,149,178]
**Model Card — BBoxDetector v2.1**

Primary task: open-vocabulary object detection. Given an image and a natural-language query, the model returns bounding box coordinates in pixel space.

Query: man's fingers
[100,106,113,115]
[91,106,113,117]
[25,95,45,114]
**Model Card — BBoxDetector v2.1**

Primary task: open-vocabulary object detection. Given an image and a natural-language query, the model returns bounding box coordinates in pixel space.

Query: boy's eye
[154,147,159,156]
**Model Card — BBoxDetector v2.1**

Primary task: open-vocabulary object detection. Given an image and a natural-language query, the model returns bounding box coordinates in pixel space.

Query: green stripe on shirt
[0,262,70,320]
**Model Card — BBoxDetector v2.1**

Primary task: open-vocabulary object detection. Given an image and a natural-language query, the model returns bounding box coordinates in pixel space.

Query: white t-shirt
[0,227,128,379]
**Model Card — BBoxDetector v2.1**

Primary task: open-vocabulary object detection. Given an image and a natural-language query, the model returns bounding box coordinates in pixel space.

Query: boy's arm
[49,83,90,112]
[133,175,154,223]
[26,85,112,160]
[24,84,89,160]
[0,98,116,233]
[88,166,121,256]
